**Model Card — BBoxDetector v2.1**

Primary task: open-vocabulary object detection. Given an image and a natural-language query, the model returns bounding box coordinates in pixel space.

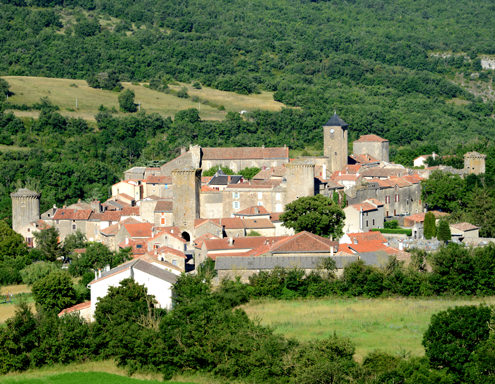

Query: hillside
[2,76,284,121]
[0,0,494,151]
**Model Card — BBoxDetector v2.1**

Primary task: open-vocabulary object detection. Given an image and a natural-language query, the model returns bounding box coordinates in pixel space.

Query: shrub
[423,305,491,378]
[32,271,77,314]
[20,261,58,285]
[118,89,137,112]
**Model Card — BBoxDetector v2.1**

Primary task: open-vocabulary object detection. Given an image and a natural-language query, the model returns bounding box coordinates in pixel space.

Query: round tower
[11,188,41,233]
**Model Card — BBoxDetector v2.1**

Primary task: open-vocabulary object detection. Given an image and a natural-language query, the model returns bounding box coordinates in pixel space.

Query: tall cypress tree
[437,220,451,242]
[424,212,437,239]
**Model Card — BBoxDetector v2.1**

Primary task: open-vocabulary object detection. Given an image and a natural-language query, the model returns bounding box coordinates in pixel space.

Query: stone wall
[172,169,201,231]
[353,141,389,162]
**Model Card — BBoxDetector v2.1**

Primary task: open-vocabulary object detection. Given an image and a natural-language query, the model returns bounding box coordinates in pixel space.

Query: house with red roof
[353,134,389,162]
[343,199,384,233]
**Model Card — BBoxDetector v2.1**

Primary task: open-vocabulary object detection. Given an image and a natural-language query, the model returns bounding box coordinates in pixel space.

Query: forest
[0,0,495,220]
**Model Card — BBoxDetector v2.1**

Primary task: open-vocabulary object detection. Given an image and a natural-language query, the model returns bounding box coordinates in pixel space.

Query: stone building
[11,188,41,239]
[172,168,201,236]
[323,113,348,174]
[347,175,422,218]
[343,199,385,233]
[353,134,389,162]
[464,151,486,175]
[285,161,316,204]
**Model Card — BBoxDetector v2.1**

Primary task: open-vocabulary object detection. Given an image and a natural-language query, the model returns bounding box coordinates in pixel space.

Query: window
[161,218,165,225]
[395,194,399,202]
[258,192,263,199]
[257,201,263,206]
[385,196,390,204]
[72,224,76,230]
[366,220,369,227]
[372,219,375,225]
[136,244,142,249]
[233,201,240,209]
[276,193,281,201]
[233,192,240,199]
[275,203,283,212]
[172,259,177,266]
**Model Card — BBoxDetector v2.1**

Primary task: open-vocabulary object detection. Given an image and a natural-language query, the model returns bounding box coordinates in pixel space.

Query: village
[9,113,488,321]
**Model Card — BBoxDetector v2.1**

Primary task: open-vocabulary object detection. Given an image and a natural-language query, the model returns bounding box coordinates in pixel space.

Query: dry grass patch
[242,296,495,361]
[2,76,286,122]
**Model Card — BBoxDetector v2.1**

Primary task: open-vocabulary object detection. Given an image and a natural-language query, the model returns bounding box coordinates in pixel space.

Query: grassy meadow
[0,360,223,384]
[2,76,284,121]
[242,296,495,360]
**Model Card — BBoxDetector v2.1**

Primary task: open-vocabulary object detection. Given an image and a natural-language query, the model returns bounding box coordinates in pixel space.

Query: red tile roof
[253,165,287,180]
[226,180,281,189]
[450,222,479,231]
[53,209,92,221]
[155,246,186,258]
[243,218,275,229]
[202,147,289,160]
[145,175,172,184]
[204,236,287,251]
[124,223,153,238]
[193,233,220,248]
[154,200,173,212]
[119,238,148,255]
[350,154,380,164]
[58,301,91,317]
[235,206,269,215]
[348,202,378,212]
[354,134,388,143]
[347,232,387,244]
[269,231,337,253]
[121,207,140,216]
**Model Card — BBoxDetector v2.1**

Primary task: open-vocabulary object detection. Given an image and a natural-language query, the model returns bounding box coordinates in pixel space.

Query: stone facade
[323,113,348,174]
[11,189,40,234]
[353,135,389,162]
[464,152,486,175]
[172,169,201,231]
[285,162,315,204]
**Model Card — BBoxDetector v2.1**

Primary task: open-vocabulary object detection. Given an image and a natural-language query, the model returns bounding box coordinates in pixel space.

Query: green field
[2,76,284,121]
[242,296,495,360]
[0,361,222,384]
[0,285,33,324]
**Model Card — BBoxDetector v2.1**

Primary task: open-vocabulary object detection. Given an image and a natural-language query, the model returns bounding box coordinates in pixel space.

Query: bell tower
[323,113,348,174]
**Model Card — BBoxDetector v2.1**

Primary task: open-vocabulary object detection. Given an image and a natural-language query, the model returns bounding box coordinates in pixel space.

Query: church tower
[323,113,348,173]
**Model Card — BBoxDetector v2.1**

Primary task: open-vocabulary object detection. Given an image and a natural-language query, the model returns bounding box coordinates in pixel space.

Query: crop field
[2,76,284,121]
[242,296,495,360]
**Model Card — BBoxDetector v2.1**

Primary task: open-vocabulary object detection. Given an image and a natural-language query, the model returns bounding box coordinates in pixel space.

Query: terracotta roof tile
[347,232,387,244]
[235,206,269,215]
[53,209,92,221]
[121,206,140,216]
[124,223,153,238]
[155,246,186,258]
[349,202,378,212]
[269,231,337,253]
[154,200,173,212]
[354,134,388,143]
[350,154,380,164]
[243,218,275,229]
[145,175,172,184]
[253,165,287,180]
[58,301,91,317]
[450,222,479,231]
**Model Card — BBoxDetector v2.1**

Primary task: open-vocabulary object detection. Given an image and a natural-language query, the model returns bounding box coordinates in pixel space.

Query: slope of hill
[2,76,284,121]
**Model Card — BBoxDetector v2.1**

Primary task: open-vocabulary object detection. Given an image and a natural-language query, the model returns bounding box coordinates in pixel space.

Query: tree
[423,305,491,378]
[20,261,58,285]
[32,270,77,314]
[118,89,137,112]
[62,231,86,255]
[0,221,32,285]
[437,220,451,242]
[33,227,62,262]
[423,212,437,239]
[239,167,260,180]
[280,194,345,238]
[421,171,466,212]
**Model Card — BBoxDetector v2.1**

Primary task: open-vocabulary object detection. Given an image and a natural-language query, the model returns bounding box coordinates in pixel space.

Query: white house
[413,153,437,168]
[343,199,385,233]
[88,257,178,320]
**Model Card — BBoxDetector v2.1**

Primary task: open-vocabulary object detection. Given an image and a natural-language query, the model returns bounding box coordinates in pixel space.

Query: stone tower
[323,113,348,173]
[172,168,201,231]
[285,161,315,205]
[464,151,486,175]
[11,188,41,233]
